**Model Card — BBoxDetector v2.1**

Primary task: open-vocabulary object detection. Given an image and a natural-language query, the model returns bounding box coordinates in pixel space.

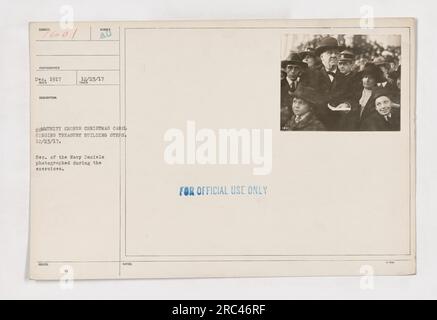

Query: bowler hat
[282,52,308,69]
[361,62,385,83]
[338,50,355,62]
[315,36,345,56]
[291,85,322,106]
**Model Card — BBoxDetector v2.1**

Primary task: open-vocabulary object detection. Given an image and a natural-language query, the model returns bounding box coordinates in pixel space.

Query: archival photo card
[29,18,416,280]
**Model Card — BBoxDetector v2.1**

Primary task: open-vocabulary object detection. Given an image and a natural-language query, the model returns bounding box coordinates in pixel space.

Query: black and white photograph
[4,0,437,302]
[280,34,402,131]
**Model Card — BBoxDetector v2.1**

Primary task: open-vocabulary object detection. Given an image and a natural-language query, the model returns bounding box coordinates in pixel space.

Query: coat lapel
[361,97,375,120]
[320,68,333,87]
[290,113,315,130]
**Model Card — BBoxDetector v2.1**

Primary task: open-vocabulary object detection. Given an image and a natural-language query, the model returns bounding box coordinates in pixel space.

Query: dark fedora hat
[361,62,385,83]
[291,85,322,106]
[282,52,308,69]
[338,50,355,62]
[315,36,345,56]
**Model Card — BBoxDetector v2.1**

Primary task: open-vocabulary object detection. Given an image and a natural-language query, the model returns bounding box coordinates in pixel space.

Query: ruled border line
[32,23,415,272]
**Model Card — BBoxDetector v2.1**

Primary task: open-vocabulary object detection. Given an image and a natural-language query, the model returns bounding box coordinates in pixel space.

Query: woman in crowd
[341,62,385,130]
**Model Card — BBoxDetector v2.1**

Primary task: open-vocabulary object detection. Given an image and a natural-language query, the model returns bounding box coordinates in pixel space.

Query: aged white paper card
[29,19,416,280]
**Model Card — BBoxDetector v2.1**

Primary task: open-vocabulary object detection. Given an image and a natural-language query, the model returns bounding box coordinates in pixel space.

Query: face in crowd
[396,75,401,90]
[388,62,397,74]
[375,95,393,116]
[320,49,339,71]
[286,64,301,81]
[357,58,368,71]
[378,64,390,79]
[302,54,316,68]
[362,74,377,90]
[292,97,311,116]
[338,60,353,75]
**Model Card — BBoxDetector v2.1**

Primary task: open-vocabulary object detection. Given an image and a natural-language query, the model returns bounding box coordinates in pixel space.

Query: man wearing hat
[381,52,398,74]
[338,50,361,96]
[309,36,352,130]
[338,50,355,77]
[373,56,398,93]
[338,50,354,74]
[280,53,309,127]
[360,87,400,131]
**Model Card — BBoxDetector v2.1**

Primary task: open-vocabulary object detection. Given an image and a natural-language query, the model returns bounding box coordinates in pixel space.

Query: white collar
[295,112,310,123]
[324,67,337,74]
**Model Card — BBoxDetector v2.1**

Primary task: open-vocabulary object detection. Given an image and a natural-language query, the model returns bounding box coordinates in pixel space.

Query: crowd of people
[280,36,401,131]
